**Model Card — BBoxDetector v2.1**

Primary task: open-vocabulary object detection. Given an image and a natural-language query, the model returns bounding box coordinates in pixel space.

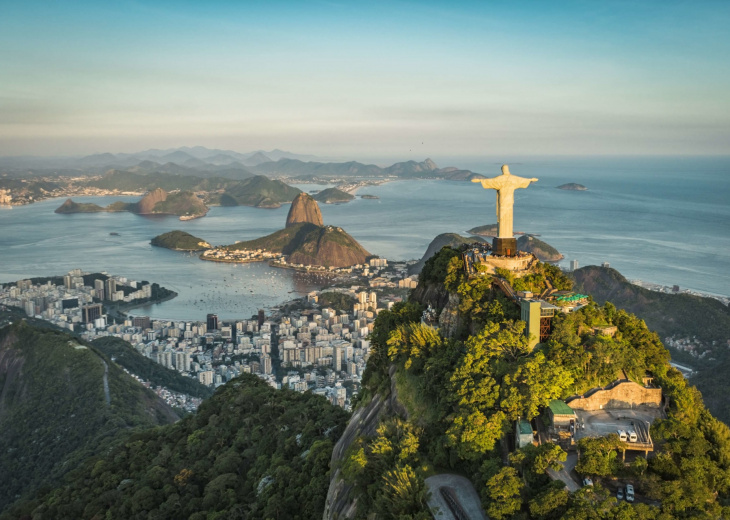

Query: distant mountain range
[0,146,486,182]
[0,147,316,172]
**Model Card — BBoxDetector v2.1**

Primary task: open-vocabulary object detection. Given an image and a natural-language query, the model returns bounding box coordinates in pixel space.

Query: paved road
[547,452,581,492]
[425,474,487,520]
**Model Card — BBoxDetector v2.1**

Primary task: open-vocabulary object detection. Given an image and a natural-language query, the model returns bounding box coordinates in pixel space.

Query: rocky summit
[286,192,324,228]
[136,187,168,214]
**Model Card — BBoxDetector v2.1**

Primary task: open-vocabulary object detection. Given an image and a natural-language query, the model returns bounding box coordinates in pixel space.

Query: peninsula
[516,234,563,261]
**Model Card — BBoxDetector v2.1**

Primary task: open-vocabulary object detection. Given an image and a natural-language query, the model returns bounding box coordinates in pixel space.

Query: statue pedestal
[493,237,517,257]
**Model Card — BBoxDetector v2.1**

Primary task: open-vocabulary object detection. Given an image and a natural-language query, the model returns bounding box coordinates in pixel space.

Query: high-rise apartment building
[207,313,219,331]
[104,278,116,301]
[82,303,103,323]
[94,279,105,300]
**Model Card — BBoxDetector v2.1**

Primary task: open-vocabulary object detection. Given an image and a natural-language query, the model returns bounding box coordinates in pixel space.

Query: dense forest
[341,247,730,519]
[318,291,358,313]
[3,374,349,519]
[0,322,178,512]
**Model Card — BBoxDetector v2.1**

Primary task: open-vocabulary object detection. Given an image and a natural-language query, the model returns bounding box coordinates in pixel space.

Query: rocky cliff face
[286,193,323,228]
[136,188,168,214]
[323,366,406,520]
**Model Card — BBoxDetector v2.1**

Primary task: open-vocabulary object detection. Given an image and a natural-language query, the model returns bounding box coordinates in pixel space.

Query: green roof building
[516,418,534,448]
[546,399,576,429]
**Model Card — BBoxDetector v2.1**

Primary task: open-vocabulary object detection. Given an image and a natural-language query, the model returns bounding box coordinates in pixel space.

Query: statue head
[502,164,510,175]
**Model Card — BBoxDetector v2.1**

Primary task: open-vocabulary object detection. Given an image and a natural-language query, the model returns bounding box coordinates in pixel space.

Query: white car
[625,484,635,502]
[583,477,594,487]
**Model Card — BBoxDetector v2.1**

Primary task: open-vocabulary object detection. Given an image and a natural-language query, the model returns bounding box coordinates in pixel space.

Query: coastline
[199,255,269,264]
[269,261,340,275]
[103,291,179,321]
[629,279,729,306]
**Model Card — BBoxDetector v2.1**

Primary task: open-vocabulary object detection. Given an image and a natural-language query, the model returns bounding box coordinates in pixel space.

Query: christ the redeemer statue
[472,165,538,256]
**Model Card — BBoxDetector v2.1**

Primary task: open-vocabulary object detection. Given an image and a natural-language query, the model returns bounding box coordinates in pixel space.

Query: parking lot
[573,407,664,447]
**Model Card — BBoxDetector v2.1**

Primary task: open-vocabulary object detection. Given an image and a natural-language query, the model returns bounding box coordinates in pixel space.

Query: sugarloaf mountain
[224,193,370,268]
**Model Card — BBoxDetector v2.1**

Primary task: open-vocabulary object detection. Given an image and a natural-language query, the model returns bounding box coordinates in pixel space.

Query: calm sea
[1,156,728,319]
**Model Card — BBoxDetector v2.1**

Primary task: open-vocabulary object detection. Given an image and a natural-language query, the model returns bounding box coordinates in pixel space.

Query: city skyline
[2,0,729,158]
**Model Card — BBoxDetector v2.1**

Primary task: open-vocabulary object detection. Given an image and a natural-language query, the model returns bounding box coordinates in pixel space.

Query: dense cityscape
[0,260,419,413]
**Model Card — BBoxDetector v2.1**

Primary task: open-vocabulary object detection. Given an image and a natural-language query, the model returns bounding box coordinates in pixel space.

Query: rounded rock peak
[137,187,168,214]
[286,192,323,228]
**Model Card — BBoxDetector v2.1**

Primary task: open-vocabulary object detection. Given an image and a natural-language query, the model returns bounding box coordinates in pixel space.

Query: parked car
[625,484,635,502]
[583,477,594,487]
[617,487,625,500]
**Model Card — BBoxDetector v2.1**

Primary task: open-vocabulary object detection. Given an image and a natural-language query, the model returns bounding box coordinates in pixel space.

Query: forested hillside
[333,247,730,519]
[0,321,179,513]
[572,265,730,423]
[3,374,349,520]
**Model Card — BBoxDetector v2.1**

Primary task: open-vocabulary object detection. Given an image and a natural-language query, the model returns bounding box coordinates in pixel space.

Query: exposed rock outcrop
[136,188,168,214]
[286,193,324,227]
[323,366,406,520]
[438,292,463,339]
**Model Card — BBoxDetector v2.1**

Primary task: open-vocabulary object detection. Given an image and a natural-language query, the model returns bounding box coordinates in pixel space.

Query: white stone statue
[472,165,538,239]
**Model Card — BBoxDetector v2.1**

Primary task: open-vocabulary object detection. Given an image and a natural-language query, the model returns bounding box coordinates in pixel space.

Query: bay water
[0,156,727,320]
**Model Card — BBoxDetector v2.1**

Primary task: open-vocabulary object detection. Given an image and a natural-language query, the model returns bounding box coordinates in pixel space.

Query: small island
[360,194,379,199]
[556,183,588,191]
[312,187,355,204]
[151,230,212,251]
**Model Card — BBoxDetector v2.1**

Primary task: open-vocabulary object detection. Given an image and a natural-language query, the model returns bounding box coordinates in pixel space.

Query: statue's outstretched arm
[472,178,499,189]
[514,177,539,189]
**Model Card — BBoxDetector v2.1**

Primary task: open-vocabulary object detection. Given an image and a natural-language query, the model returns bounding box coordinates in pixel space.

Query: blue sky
[1,0,728,158]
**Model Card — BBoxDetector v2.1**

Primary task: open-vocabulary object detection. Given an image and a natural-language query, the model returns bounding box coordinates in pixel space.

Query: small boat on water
[109,232,120,236]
